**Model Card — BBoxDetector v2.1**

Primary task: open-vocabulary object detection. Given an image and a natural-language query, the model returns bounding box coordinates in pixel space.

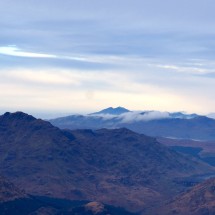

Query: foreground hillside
[156,177,215,215]
[0,199,136,215]
[0,177,134,215]
[0,112,214,212]
[0,176,26,202]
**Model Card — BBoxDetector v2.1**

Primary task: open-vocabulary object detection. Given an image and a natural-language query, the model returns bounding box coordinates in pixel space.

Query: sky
[1,0,215,118]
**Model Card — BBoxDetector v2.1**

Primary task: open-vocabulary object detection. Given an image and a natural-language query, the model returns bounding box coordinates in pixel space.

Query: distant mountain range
[0,111,214,213]
[49,107,215,140]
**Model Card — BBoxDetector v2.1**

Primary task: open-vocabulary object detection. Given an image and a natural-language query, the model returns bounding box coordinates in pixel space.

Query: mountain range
[49,107,215,140]
[0,111,214,214]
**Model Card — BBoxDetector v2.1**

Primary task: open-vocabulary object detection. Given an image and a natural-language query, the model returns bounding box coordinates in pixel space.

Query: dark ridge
[0,197,137,215]
[0,111,59,130]
[96,127,136,134]
[95,127,152,140]
[1,111,36,122]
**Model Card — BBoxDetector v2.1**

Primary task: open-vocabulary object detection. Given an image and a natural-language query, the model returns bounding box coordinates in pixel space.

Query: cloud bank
[118,111,170,123]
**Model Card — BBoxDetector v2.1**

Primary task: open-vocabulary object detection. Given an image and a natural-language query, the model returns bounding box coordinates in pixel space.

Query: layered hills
[0,111,214,213]
[49,107,215,140]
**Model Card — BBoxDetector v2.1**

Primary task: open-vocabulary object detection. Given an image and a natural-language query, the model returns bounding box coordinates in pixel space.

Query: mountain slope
[157,177,215,215]
[0,112,214,212]
[68,201,136,215]
[0,176,26,202]
[158,137,215,166]
[0,179,134,215]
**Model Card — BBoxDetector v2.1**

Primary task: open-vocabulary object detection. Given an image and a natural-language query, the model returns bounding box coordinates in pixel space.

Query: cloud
[1,1,215,62]
[0,46,56,58]
[87,113,117,120]
[0,46,140,66]
[156,64,215,75]
[0,63,215,116]
[6,69,81,86]
[87,110,171,123]
[0,68,190,114]
[1,1,215,116]
[119,111,170,123]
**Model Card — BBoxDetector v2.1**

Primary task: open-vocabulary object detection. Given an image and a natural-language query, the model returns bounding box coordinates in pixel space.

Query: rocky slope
[158,137,215,166]
[157,177,215,215]
[0,177,134,215]
[0,176,26,202]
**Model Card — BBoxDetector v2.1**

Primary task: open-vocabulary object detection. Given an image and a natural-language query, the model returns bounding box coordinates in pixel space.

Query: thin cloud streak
[0,46,143,65]
[0,46,56,58]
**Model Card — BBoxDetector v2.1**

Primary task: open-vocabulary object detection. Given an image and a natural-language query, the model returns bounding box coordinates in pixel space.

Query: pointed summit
[91,106,130,115]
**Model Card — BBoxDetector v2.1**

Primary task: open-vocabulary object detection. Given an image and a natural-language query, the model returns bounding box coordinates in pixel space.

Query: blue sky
[1,0,215,117]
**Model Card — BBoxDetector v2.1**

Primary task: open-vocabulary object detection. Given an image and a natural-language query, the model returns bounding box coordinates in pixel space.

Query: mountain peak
[91,106,130,115]
[1,111,36,122]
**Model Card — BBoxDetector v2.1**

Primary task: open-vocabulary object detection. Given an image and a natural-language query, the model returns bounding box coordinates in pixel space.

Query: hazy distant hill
[49,107,215,140]
[91,106,130,115]
[0,111,213,212]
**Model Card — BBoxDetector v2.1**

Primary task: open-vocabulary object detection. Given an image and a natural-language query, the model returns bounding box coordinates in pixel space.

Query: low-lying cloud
[89,111,171,123]
[119,111,170,123]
